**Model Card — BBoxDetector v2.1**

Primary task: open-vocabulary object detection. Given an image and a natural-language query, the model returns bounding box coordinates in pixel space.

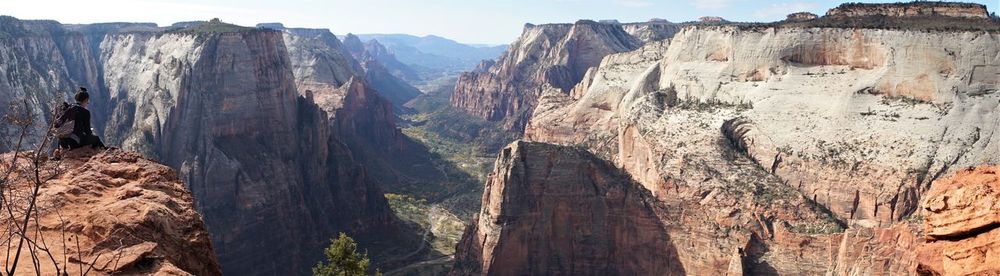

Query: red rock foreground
[1,149,220,275]
[918,166,1000,276]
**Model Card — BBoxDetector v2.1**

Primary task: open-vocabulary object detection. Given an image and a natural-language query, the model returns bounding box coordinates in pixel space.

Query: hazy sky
[5,0,998,44]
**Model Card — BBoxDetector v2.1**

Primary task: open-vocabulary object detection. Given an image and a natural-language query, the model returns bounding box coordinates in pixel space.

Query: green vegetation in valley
[404,77,520,157]
[400,76,518,202]
[377,76,517,275]
[385,193,466,256]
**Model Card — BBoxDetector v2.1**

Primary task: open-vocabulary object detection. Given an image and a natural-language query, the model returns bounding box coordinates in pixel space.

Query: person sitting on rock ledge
[55,87,106,150]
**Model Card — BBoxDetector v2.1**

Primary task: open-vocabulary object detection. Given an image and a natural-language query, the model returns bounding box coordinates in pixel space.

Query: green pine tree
[313,233,380,276]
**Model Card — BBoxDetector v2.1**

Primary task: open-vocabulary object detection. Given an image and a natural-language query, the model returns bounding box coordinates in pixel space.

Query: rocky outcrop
[826,2,989,19]
[451,141,684,275]
[917,166,1000,275]
[786,12,819,22]
[450,20,642,132]
[1,149,220,275]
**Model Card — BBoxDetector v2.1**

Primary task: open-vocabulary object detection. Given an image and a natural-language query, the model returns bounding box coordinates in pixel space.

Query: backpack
[52,103,76,139]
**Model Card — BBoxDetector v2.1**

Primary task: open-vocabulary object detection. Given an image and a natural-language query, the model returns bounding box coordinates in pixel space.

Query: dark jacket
[60,104,93,138]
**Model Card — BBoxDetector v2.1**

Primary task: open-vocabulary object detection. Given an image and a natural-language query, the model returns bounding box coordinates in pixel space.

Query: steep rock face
[341,33,422,107]
[1,149,220,275]
[760,221,921,275]
[361,39,423,82]
[622,21,682,43]
[0,18,108,150]
[341,33,366,58]
[331,78,407,155]
[450,20,642,132]
[451,141,684,275]
[0,20,416,274]
[529,25,1000,226]
[525,40,669,154]
[99,32,202,155]
[285,31,460,198]
[101,30,407,275]
[917,166,1000,275]
[362,59,424,107]
[277,25,365,114]
[826,2,989,19]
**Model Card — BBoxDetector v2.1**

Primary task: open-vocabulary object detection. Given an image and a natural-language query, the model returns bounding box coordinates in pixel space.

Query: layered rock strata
[528,24,1000,225]
[450,20,644,132]
[826,2,989,19]
[105,28,410,275]
[451,141,685,275]
[1,149,221,275]
[917,166,1000,275]
[278,27,420,109]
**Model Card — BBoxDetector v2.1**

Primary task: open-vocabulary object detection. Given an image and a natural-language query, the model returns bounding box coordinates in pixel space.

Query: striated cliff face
[0,17,109,150]
[1,149,221,275]
[506,18,1000,275]
[277,24,365,114]
[622,21,682,43]
[450,20,643,132]
[278,26,421,110]
[826,2,989,19]
[104,29,414,275]
[452,141,684,275]
[529,25,1000,225]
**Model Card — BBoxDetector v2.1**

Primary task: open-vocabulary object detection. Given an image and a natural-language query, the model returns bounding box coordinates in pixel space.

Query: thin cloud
[753,1,819,19]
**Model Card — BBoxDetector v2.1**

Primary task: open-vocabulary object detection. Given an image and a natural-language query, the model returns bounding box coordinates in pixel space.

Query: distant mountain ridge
[350,33,507,78]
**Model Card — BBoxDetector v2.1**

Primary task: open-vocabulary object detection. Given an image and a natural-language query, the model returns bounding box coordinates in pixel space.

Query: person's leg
[79,135,105,149]
[59,138,80,149]
[93,136,106,149]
